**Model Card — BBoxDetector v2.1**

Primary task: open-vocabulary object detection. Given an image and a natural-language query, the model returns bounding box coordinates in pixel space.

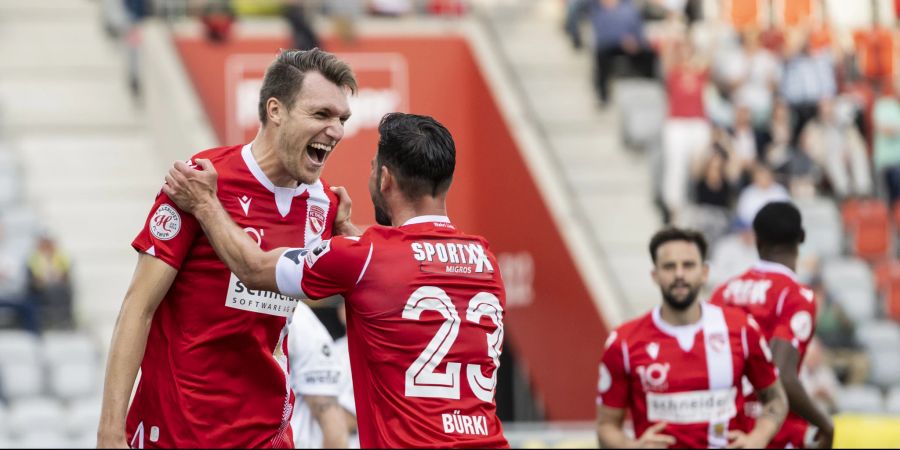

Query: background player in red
[596,227,788,448]
[710,202,834,448]
[97,49,357,448]
[162,112,509,448]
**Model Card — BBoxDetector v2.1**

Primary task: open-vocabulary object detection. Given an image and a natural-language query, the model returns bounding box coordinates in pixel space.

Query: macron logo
[239,195,252,216]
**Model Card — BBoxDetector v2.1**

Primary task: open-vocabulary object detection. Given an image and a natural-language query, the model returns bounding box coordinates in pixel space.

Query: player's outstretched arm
[163,159,281,292]
[98,254,178,448]
[597,405,674,449]
[771,338,834,448]
[729,380,788,449]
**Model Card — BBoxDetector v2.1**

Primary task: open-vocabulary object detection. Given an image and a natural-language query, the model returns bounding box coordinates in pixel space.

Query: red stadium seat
[842,199,891,262]
[874,259,900,322]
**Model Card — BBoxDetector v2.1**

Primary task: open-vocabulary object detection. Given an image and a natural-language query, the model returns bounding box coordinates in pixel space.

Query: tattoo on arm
[756,382,788,426]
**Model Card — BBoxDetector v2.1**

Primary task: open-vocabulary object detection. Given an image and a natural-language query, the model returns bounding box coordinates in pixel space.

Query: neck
[760,251,797,272]
[390,196,448,227]
[660,301,702,326]
[252,127,298,188]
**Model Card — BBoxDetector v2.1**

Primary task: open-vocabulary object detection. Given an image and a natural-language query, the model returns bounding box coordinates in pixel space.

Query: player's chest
[628,332,742,393]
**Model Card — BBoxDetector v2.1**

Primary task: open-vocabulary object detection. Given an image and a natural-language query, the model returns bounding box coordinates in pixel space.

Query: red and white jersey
[709,260,818,448]
[597,303,779,449]
[275,216,508,448]
[128,144,339,448]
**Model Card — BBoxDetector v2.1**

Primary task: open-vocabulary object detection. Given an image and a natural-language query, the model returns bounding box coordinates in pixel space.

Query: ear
[379,165,392,193]
[266,98,283,126]
[701,261,710,284]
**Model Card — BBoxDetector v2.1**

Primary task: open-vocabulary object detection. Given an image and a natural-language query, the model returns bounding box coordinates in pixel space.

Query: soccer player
[596,227,788,448]
[97,49,357,448]
[710,202,834,448]
[287,302,350,448]
[161,113,508,448]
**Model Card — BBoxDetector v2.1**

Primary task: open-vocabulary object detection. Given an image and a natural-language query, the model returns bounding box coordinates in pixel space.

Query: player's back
[345,218,507,448]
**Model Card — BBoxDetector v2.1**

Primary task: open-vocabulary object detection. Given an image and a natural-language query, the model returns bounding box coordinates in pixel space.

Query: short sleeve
[773,285,817,349]
[597,331,630,409]
[131,190,201,270]
[287,310,342,397]
[275,237,372,300]
[744,320,779,391]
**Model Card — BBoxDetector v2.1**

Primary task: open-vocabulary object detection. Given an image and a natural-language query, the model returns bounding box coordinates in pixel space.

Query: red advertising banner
[174,33,609,420]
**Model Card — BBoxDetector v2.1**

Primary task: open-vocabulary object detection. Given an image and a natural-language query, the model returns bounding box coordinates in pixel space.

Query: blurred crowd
[568,0,900,415]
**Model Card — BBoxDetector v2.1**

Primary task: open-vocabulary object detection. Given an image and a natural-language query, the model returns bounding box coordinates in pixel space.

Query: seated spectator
[565,0,657,106]
[661,34,711,223]
[735,163,791,228]
[26,233,73,330]
[683,139,742,244]
[728,103,763,169]
[759,100,818,187]
[780,27,837,145]
[0,221,36,332]
[873,78,900,206]
[799,97,873,199]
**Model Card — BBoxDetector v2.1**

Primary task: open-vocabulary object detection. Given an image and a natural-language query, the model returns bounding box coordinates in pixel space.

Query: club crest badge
[150,204,181,241]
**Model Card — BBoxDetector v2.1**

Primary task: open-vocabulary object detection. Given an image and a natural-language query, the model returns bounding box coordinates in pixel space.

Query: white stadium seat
[49,361,97,401]
[7,397,65,438]
[15,430,70,449]
[41,331,98,366]
[65,396,101,438]
[886,386,900,414]
[855,320,900,351]
[868,350,900,389]
[797,197,843,259]
[0,330,40,366]
[0,362,44,400]
[837,385,884,413]
[821,258,878,323]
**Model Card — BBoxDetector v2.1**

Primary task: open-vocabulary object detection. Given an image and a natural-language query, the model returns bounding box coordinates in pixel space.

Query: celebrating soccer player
[162,113,509,448]
[98,49,357,448]
[710,202,834,448]
[596,227,788,448]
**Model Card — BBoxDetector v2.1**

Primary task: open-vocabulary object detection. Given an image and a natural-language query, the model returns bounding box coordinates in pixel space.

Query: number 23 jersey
[276,216,509,448]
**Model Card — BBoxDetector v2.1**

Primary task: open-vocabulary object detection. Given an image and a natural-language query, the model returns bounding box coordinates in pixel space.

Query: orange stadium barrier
[173,33,610,420]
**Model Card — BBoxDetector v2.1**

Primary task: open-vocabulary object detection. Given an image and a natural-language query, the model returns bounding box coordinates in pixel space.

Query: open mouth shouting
[306,142,333,167]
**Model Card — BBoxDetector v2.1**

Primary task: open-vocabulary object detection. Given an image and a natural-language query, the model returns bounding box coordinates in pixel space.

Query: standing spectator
[685,139,742,243]
[799,98,873,199]
[873,79,900,206]
[566,0,657,107]
[729,29,784,126]
[779,28,837,145]
[660,35,710,223]
[284,0,320,50]
[26,233,73,330]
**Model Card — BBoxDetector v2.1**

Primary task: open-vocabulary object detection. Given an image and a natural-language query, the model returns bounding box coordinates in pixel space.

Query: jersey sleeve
[772,285,817,349]
[743,319,779,390]
[131,190,201,270]
[287,313,342,397]
[596,331,630,409]
[275,236,372,300]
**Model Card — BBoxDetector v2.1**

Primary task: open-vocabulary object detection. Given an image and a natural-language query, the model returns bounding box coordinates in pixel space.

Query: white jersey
[333,336,359,449]
[288,303,343,448]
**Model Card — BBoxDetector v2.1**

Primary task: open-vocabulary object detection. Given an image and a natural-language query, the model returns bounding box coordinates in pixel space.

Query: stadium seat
[49,361,97,401]
[15,430,69,449]
[65,396,101,438]
[868,349,900,388]
[0,361,44,400]
[41,331,98,365]
[6,397,65,438]
[0,330,40,366]
[796,196,843,259]
[855,320,900,351]
[886,386,900,414]
[873,259,900,322]
[615,79,666,152]
[841,199,891,262]
[837,385,884,413]
[821,257,878,323]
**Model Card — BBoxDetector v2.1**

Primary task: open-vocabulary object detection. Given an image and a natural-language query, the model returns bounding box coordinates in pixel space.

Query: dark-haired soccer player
[161,112,508,448]
[710,201,834,448]
[597,227,787,449]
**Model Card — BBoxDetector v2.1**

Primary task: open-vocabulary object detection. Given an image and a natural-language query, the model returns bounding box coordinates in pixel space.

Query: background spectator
[873,78,900,206]
[26,233,73,331]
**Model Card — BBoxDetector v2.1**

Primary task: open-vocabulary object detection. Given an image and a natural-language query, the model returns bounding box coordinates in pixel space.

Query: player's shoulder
[190,144,243,163]
[714,302,758,329]
[611,311,655,344]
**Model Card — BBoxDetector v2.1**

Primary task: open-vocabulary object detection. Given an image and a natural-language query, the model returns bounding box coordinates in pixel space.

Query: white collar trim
[651,304,705,352]
[402,215,451,226]
[241,143,317,197]
[753,260,798,281]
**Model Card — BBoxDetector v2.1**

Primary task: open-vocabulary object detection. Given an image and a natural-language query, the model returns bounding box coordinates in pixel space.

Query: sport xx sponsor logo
[411,240,494,279]
[308,205,326,235]
[442,411,489,436]
[149,204,181,241]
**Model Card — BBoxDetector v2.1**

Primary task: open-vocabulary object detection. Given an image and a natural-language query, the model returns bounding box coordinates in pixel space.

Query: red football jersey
[127,144,339,448]
[274,216,508,448]
[709,261,818,448]
[597,303,779,448]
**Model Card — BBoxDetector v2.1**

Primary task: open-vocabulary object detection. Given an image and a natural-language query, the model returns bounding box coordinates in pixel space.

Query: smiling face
[651,240,708,311]
[272,71,352,185]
